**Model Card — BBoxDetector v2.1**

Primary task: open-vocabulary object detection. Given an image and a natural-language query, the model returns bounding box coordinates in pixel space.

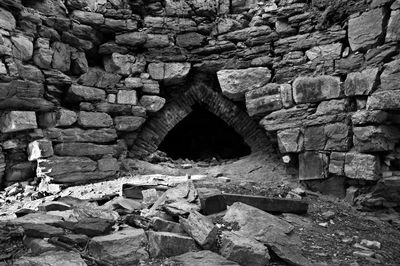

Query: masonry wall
[0,0,400,208]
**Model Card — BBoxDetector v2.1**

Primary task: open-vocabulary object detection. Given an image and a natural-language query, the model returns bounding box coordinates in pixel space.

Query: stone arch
[130,82,272,158]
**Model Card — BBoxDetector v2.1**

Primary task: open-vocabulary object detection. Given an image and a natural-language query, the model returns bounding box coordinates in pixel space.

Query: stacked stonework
[0,0,399,207]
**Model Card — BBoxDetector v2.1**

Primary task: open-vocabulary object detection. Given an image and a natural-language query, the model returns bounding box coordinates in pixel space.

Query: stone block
[218,67,271,101]
[89,228,149,265]
[23,238,59,255]
[0,7,16,31]
[299,152,329,180]
[114,116,146,132]
[51,42,71,73]
[72,10,104,26]
[329,152,346,176]
[277,128,304,153]
[147,231,199,258]
[367,90,400,110]
[304,126,326,150]
[220,231,270,266]
[23,223,64,238]
[57,108,77,127]
[380,59,400,91]
[53,143,117,157]
[176,32,206,48]
[180,211,218,249]
[315,98,350,115]
[344,68,379,96]
[97,157,119,172]
[324,123,351,151]
[125,77,143,89]
[117,90,137,105]
[348,8,387,52]
[66,85,106,102]
[302,176,346,198]
[104,53,145,76]
[352,110,388,125]
[115,32,147,46]
[13,251,86,266]
[28,139,54,161]
[344,152,380,180]
[78,67,122,89]
[151,217,185,234]
[280,83,294,108]
[170,251,239,266]
[353,125,400,152]
[293,75,341,104]
[11,34,33,62]
[386,10,400,42]
[37,156,97,178]
[44,128,117,143]
[142,79,160,94]
[145,34,170,48]
[72,218,114,237]
[0,111,37,133]
[245,84,283,117]
[148,62,191,86]
[77,111,113,128]
[140,95,165,113]
[197,187,227,215]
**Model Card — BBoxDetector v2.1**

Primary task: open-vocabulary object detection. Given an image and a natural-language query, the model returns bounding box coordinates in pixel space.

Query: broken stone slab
[147,231,199,258]
[58,234,89,247]
[223,202,310,266]
[77,111,113,128]
[169,250,239,266]
[9,213,64,226]
[148,62,191,86]
[344,68,379,96]
[38,201,71,212]
[180,211,218,249]
[367,89,400,110]
[23,223,65,238]
[27,139,54,161]
[277,127,304,153]
[0,111,37,133]
[219,231,270,266]
[222,194,308,214]
[197,187,227,215]
[37,156,97,179]
[44,128,117,143]
[23,237,59,255]
[217,67,271,101]
[66,84,106,103]
[348,8,387,52]
[13,250,87,266]
[164,200,202,216]
[71,218,114,237]
[122,184,157,199]
[102,197,142,214]
[151,217,186,234]
[292,75,341,104]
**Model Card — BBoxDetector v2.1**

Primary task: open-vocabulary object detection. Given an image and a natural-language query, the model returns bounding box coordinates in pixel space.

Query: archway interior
[158,104,251,161]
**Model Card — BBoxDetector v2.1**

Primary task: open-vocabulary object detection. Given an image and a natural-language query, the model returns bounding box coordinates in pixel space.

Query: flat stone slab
[13,251,87,266]
[169,250,239,266]
[23,223,65,238]
[147,231,199,258]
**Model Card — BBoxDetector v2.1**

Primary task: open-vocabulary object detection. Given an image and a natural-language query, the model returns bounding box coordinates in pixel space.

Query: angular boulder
[353,125,400,152]
[117,90,137,105]
[12,34,34,62]
[217,67,271,101]
[380,59,400,91]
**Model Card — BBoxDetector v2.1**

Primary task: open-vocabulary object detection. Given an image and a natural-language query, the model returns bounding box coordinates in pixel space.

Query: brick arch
[130,83,271,158]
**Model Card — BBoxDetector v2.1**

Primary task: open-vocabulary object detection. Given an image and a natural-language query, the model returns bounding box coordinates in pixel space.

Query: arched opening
[158,104,251,161]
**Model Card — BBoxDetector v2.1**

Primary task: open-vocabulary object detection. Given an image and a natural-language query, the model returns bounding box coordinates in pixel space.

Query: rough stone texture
[348,8,387,52]
[344,152,381,181]
[37,156,97,178]
[89,228,149,265]
[140,95,165,113]
[299,152,329,180]
[380,59,400,91]
[352,110,388,125]
[220,231,270,266]
[367,89,400,110]
[114,116,146,132]
[170,251,239,266]
[104,53,145,76]
[53,143,117,157]
[0,111,37,133]
[293,76,341,104]
[117,90,137,105]
[277,128,304,153]
[386,10,400,42]
[66,85,106,102]
[329,152,346,176]
[344,68,379,96]
[353,125,400,152]
[0,7,16,31]
[12,34,33,62]
[148,62,191,86]
[13,251,87,266]
[44,128,117,143]
[218,68,271,101]
[77,111,113,128]
[147,231,199,258]
[28,139,54,161]
[245,84,283,116]
[180,211,218,249]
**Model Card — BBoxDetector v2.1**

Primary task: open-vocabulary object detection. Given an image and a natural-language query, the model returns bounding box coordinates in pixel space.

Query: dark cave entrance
[158,104,251,161]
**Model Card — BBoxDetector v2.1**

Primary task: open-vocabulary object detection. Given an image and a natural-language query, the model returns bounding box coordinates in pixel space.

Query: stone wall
[0,0,400,207]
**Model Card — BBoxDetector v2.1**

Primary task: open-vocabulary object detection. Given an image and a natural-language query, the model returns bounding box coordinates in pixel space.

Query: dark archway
[158,104,251,160]
[130,82,272,158]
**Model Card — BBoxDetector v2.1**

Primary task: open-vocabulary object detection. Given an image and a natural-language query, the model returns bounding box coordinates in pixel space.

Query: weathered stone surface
[324,123,351,151]
[77,111,113,128]
[329,152,346,176]
[51,42,70,73]
[78,67,121,89]
[306,43,342,61]
[0,7,16,31]
[380,59,400,91]
[72,218,114,237]
[117,90,137,105]
[148,62,191,86]
[177,32,206,48]
[23,238,59,255]
[125,77,143,89]
[344,68,379,96]
[0,80,44,99]
[72,10,104,26]
[140,95,165,113]
[12,34,33,62]
[53,143,117,157]
[104,53,145,76]
[28,139,54,161]
[299,152,329,180]
[304,125,325,150]
[280,83,294,108]
[147,231,199,258]
[66,85,106,102]
[115,32,147,46]
[151,217,185,234]
[277,128,304,153]
[37,156,97,178]
[114,116,146,132]
[293,76,341,104]
[57,109,78,127]
[245,83,282,117]
[218,67,271,101]
[144,16,197,33]
[0,111,37,133]
[348,8,386,52]
[223,202,310,266]
[13,251,87,266]
[315,98,350,115]
[220,231,270,266]
[89,228,148,265]
[144,34,170,48]
[9,213,64,226]
[97,157,119,172]
[367,90,400,110]
[23,223,64,238]
[197,188,226,215]
[71,49,88,75]
[345,152,381,180]
[180,211,217,249]
[386,10,400,42]
[353,125,400,152]
[44,128,117,143]
[170,251,239,266]
[352,110,388,125]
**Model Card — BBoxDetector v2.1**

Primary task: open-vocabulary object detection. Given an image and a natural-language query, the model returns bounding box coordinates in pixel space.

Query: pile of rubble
[0,175,311,265]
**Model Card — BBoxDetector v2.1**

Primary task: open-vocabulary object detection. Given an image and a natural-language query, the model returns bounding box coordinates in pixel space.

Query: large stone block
[44,128,117,143]
[218,67,271,101]
[37,156,97,178]
[170,251,239,266]
[386,10,400,42]
[329,152,346,176]
[28,139,54,161]
[0,7,16,31]
[114,116,146,132]
[53,143,117,157]
[344,152,380,181]
[78,67,122,89]
[72,10,104,26]
[115,32,147,47]
[0,111,37,133]
[353,125,400,152]
[147,231,199,258]
[12,34,33,62]
[304,126,326,150]
[103,53,145,76]
[89,228,149,265]
[117,90,137,105]
[380,59,400,91]
[148,62,191,86]
[344,68,379,96]
[77,111,113,128]
[245,84,283,117]
[324,123,351,151]
[277,128,304,153]
[299,152,329,180]
[348,8,387,52]
[293,76,341,104]
[66,85,106,102]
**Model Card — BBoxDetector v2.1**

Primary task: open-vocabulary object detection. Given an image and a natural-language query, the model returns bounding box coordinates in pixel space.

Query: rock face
[218,68,271,101]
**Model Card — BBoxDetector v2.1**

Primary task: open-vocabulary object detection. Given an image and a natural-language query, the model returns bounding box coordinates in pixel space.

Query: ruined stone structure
[0,0,400,207]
